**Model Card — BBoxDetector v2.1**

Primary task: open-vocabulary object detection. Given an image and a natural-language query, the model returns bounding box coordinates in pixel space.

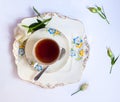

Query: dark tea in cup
[33,38,60,65]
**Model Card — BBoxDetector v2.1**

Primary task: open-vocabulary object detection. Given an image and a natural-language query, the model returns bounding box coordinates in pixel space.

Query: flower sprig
[22,7,51,33]
[88,5,110,24]
[107,47,119,74]
[71,83,88,96]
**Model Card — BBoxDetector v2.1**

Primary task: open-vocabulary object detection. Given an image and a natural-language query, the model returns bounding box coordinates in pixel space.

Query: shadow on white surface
[8,18,23,79]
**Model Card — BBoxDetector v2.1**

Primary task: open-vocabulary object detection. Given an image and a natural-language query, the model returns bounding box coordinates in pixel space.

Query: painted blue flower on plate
[18,48,25,56]
[48,28,56,34]
[34,63,43,71]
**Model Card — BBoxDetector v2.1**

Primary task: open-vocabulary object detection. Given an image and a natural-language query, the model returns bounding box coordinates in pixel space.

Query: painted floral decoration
[70,48,76,57]
[71,36,85,60]
[33,63,43,71]
[48,28,61,36]
[18,48,25,56]
[73,36,83,45]
[18,42,26,56]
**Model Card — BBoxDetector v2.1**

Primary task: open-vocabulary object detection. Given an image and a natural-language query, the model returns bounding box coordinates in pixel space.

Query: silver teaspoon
[34,48,66,81]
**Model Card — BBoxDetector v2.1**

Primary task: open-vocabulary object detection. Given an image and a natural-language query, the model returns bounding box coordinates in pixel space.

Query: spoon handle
[34,48,66,81]
[34,66,48,81]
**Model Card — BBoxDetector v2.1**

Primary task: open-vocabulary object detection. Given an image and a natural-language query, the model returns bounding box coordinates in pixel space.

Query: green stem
[109,65,113,74]
[105,18,110,24]
[101,8,110,24]
[97,11,110,24]
[71,90,81,96]
[33,6,41,17]
[97,12,106,19]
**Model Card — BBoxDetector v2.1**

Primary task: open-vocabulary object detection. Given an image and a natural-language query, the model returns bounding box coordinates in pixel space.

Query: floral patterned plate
[13,12,89,88]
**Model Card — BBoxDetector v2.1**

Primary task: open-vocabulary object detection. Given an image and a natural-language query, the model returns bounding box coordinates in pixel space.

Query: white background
[0,0,120,102]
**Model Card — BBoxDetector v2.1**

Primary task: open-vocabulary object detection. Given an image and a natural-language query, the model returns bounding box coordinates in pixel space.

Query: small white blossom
[71,83,89,96]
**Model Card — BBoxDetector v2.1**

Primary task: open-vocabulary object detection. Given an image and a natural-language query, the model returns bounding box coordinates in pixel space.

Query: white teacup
[33,38,60,65]
[25,28,69,72]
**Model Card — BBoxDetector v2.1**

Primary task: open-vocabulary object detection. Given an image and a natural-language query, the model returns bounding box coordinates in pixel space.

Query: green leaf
[37,19,42,23]
[28,22,45,33]
[22,8,52,33]
[111,56,119,65]
[29,19,43,28]
[22,25,29,28]
[30,18,51,30]
[27,18,51,33]
[114,56,119,65]
[29,22,40,28]
[28,28,33,33]
[43,18,52,24]
[110,56,119,74]
[32,23,46,32]
[33,6,41,16]
[111,57,115,65]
